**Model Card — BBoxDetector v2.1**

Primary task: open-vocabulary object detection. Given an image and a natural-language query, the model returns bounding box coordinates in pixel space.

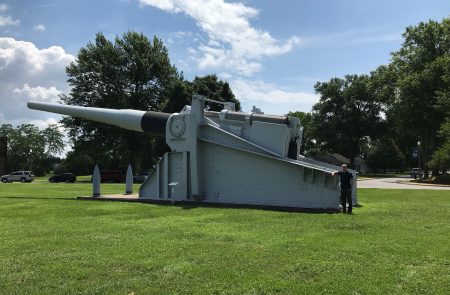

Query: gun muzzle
[27,101,170,137]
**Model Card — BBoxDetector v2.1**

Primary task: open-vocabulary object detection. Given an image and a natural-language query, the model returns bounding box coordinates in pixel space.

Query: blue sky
[0,0,449,128]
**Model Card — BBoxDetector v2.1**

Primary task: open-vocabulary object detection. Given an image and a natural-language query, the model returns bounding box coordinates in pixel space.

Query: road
[357,176,450,190]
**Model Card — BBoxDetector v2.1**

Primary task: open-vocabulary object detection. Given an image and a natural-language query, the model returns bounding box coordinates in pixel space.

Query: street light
[417,141,422,182]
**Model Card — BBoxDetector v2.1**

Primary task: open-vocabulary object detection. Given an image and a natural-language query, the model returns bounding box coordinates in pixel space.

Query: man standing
[332,164,354,213]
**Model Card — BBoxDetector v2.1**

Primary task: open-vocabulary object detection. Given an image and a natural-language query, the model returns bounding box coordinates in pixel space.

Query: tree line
[290,17,449,176]
[0,124,64,175]
[2,18,449,176]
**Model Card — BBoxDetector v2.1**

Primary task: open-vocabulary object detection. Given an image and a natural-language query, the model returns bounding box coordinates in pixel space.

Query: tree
[366,138,405,173]
[0,124,64,175]
[191,74,240,111]
[286,111,315,155]
[382,18,450,177]
[163,79,193,113]
[428,142,450,171]
[163,74,241,113]
[42,124,65,155]
[62,33,241,173]
[61,31,180,173]
[429,51,450,172]
[429,117,450,171]
[310,74,383,167]
[56,151,94,176]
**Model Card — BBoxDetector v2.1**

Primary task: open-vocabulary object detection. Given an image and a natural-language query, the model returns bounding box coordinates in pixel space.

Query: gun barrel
[204,110,290,125]
[27,101,170,136]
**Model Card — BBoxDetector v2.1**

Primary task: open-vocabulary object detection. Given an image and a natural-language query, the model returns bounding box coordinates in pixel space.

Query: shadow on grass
[78,196,339,214]
[3,194,347,214]
[178,203,337,214]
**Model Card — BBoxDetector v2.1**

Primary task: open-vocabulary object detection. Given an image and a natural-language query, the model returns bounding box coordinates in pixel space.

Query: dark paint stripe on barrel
[141,111,171,136]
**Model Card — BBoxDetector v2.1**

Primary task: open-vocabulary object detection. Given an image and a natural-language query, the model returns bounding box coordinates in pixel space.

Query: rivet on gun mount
[27,95,357,211]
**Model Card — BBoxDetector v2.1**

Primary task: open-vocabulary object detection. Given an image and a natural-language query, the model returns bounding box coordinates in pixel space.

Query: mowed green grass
[0,182,449,294]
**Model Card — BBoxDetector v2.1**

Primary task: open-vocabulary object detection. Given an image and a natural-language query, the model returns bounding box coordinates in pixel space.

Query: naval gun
[28,95,356,211]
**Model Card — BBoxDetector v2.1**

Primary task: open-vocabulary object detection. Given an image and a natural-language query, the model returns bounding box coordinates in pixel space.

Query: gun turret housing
[28,95,357,211]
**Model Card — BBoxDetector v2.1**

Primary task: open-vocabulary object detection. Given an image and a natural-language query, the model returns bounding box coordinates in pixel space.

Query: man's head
[341,164,348,172]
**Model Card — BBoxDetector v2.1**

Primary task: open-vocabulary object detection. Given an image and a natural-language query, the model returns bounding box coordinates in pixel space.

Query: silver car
[1,171,35,183]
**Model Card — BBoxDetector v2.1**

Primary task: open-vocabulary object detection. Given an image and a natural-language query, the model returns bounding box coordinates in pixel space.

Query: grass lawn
[0,183,449,294]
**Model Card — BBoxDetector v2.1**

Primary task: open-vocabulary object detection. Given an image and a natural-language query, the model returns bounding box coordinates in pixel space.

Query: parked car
[100,170,126,183]
[49,173,76,183]
[133,172,149,183]
[1,171,35,183]
[410,168,423,179]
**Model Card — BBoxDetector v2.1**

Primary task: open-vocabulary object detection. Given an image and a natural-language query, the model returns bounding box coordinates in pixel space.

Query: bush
[428,141,450,171]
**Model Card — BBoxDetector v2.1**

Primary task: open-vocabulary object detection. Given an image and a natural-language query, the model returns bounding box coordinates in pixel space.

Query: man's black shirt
[338,171,353,190]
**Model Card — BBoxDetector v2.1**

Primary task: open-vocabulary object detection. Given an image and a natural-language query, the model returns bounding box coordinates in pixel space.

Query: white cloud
[2,83,64,128]
[0,15,19,26]
[140,0,301,76]
[230,79,319,115]
[0,3,20,29]
[34,24,46,31]
[175,31,193,38]
[0,37,74,128]
[187,47,196,54]
[0,37,74,76]
[13,84,61,102]
[29,118,61,130]
[0,3,8,12]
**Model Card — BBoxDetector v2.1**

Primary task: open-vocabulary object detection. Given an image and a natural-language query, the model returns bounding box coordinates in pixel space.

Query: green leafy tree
[366,138,405,173]
[61,31,180,173]
[428,142,450,171]
[163,74,240,113]
[428,128,450,173]
[163,79,193,113]
[381,18,450,176]
[0,124,64,175]
[42,124,65,155]
[429,51,450,172]
[56,151,94,176]
[191,74,240,111]
[61,32,240,173]
[286,111,315,155]
[310,74,383,167]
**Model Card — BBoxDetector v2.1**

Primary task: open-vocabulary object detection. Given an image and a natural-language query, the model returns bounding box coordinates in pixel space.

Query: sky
[0,0,449,130]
